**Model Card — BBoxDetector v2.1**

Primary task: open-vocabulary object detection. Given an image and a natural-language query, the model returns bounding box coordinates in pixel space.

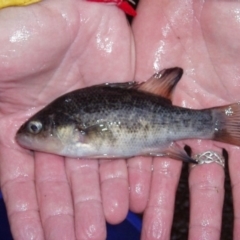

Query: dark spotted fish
[16,68,240,163]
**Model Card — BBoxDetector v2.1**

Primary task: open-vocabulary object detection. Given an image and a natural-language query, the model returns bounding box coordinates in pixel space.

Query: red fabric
[86,0,137,16]
[117,1,136,16]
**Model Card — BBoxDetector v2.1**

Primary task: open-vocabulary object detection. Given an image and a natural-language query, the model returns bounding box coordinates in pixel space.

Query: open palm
[0,1,134,239]
[1,0,240,239]
[132,1,240,239]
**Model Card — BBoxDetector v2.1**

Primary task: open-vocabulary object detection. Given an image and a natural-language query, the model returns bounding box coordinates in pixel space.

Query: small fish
[16,68,240,163]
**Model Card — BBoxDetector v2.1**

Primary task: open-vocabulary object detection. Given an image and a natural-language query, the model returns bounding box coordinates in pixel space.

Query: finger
[35,153,75,240]
[99,159,129,224]
[188,145,224,240]
[141,158,182,240]
[66,158,106,240]
[228,147,240,239]
[0,146,44,240]
[128,156,152,213]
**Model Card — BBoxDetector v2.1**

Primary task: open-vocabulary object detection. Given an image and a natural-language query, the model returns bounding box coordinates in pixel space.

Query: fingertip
[102,178,129,224]
[128,157,152,213]
[100,159,129,224]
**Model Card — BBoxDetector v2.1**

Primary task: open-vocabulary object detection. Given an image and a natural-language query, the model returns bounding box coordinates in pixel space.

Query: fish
[16,67,240,163]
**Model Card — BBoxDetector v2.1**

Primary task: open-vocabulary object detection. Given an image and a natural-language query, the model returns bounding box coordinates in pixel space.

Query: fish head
[16,109,83,155]
[15,107,100,157]
[16,113,62,153]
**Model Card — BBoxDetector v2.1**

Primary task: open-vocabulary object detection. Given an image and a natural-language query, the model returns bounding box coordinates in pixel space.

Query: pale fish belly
[58,107,216,158]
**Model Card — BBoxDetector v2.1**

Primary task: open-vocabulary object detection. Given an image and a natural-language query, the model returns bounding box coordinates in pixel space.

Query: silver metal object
[192,150,225,168]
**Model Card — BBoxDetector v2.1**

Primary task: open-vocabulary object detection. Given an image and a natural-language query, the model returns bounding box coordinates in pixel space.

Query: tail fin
[213,103,240,146]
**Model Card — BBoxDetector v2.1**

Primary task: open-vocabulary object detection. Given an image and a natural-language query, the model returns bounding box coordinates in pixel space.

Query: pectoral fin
[77,122,114,142]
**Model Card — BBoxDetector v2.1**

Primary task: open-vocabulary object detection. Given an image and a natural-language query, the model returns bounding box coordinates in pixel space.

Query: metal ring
[191,150,225,168]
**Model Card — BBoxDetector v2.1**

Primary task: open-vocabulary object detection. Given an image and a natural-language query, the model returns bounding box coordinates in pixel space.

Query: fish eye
[27,121,43,134]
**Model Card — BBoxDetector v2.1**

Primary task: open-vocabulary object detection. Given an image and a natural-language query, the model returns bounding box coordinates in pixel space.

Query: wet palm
[0,1,134,239]
[0,0,240,239]
[132,1,240,239]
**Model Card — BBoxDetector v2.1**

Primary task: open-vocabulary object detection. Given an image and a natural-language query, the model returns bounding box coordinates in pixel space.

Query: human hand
[0,1,134,239]
[131,0,240,239]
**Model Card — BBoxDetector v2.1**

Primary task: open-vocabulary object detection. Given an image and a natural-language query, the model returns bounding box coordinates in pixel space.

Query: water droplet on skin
[9,26,31,43]
[153,41,166,71]
[96,31,114,54]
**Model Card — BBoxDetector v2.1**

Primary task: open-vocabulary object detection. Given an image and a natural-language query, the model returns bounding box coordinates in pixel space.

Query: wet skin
[0,1,240,240]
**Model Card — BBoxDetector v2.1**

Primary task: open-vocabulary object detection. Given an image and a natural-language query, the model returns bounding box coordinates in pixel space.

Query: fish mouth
[15,132,63,155]
[15,133,37,150]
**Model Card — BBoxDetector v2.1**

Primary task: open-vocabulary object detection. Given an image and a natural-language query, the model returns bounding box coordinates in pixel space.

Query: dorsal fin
[137,67,183,100]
